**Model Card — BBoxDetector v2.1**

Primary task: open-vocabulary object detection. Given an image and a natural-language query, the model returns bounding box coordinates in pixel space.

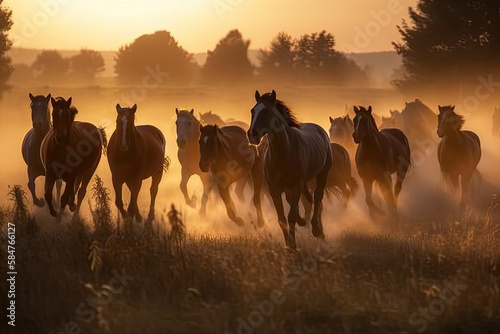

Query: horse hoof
[69,203,76,212]
[297,217,306,227]
[234,217,244,227]
[312,226,325,239]
[286,239,297,250]
[50,209,58,217]
[136,215,143,223]
[188,197,197,208]
[34,198,45,207]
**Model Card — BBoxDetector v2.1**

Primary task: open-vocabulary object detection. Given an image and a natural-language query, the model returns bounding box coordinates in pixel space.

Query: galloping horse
[329,115,355,150]
[22,93,61,207]
[198,124,264,227]
[379,110,401,130]
[353,106,411,215]
[327,143,359,206]
[108,104,168,223]
[199,110,249,130]
[493,107,500,137]
[400,99,436,143]
[41,97,106,218]
[437,105,481,211]
[248,90,332,249]
[175,108,214,216]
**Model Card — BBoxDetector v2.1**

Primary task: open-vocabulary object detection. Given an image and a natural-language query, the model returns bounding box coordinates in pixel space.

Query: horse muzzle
[352,133,361,144]
[247,131,261,145]
[199,160,210,173]
[437,129,445,138]
[177,139,186,149]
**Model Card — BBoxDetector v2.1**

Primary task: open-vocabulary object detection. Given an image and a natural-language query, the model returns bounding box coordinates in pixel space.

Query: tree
[0,6,13,96]
[202,29,253,84]
[32,50,69,83]
[114,30,196,84]
[258,32,295,81]
[393,0,500,92]
[69,49,105,81]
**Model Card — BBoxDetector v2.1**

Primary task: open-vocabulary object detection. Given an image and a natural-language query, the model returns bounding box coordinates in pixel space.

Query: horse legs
[28,166,44,207]
[301,185,313,226]
[363,178,384,216]
[380,173,396,213]
[270,189,291,248]
[44,172,57,217]
[199,173,214,218]
[251,157,265,228]
[234,177,246,202]
[112,177,127,218]
[218,184,244,226]
[59,176,77,220]
[311,170,328,239]
[395,160,409,206]
[55,179,63,209]
[180,168,196,208]
[69,174,82,212]
[127,180,143,223]
[338,182,351,207]
[74,168,97,216]
[285,185,303,248]
[460,172,473,212]
[147,168,163,223]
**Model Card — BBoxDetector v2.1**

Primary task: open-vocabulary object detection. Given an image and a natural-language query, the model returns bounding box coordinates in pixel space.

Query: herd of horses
[22,91,497,248]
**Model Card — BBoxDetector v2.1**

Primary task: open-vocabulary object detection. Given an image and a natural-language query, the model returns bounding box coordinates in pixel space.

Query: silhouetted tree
[69,49,105,81]
[294,31,366,84]
[258,32,295,81]
[32,50,69,83]
[0,6,13,96]
[114,30,196,84]
[202,29,253,84]
[393,0,500,92]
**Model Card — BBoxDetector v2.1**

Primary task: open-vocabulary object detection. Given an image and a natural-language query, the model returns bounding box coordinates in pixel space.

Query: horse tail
[324,183,343,199]
[163,155,171,172]
[98,126,107,155]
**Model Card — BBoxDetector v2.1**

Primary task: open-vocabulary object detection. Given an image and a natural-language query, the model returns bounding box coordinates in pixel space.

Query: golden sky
[6,0,418,53]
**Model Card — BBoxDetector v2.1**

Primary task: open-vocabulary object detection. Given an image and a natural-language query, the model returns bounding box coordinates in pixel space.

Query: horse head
[352,106,376,144]
[51,97,77,146]
[175,108,198,149]
[437,105,463,138]
[29,93,51,134]
[115,103,137,152]
[198,124,221,172]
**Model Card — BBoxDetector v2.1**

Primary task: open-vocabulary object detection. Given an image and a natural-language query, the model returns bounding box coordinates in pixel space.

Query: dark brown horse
[353,106,411,215]
[400,99,437,143]
[327,143,359,206]
[41,97,106,219]
[175,108,214,216]
[248,90,332,249]
[22,93,62,207]
[437,105,481,211]
[199,124,264,227]
[329,115,355,151]
[108,104,168,223]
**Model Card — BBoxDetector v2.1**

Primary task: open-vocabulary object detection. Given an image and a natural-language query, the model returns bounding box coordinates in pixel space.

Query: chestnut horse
[41,97,106,219]
[108,104,169,223]
[22,93,61,207]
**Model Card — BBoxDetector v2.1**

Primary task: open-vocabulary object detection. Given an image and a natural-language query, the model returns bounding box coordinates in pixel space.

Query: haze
[8,0,417,53]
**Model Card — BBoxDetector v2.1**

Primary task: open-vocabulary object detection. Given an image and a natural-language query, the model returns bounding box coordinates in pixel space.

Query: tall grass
[1,180,499,333]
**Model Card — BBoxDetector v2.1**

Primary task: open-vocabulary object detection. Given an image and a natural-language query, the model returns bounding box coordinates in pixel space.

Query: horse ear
[255,90,261,102]
[405,102,409,107]
[199,124,203,132]
[353,106,359,114]
[190,109,194,115]
[175,108,179,115]
[29,93,34,101]
[46,93,51,102]
[131,104,137,113]
[329,116,334,124]
[368,106,372,114]
[67,97,72,107]
[116,104,121,112]
[451,105,455,111]
[438,105,443,113]
[270,90,277,103]
[50,97,56,107]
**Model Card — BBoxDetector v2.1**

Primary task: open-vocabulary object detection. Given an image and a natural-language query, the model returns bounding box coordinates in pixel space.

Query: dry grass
[1,178,500,334]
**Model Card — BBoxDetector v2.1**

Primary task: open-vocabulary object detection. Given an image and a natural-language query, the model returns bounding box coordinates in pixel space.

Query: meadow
[1,84,500,333]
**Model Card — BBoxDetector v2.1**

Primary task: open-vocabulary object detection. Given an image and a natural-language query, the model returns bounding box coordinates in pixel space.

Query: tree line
[1,1,500,97]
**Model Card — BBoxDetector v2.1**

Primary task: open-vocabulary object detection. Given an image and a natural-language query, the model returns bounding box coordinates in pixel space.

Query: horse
[248,90,332,249]
[437,105,481,211]
[22,93,62,207]
[329,115,355,150]
[199,110,249,130]
[175,108,214,216]
[41,97,106,219]
[400,99,436,143]
[327,143,359,206]
[353,106,411,215]
[379,110,402,130]
[107,104,169,223]
[492,107,500,137]
[198,124,264,227]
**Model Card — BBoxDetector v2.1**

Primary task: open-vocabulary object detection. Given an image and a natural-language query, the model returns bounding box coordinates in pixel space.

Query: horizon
[6,0,417,54]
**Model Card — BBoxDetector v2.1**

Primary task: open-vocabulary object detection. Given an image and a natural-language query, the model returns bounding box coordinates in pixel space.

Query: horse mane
[54,97,78,118]
[357,107,379,131]
[200,111,224,125]
[177,109,200,124]
[261,93,301,128]
[441,106,465,129]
